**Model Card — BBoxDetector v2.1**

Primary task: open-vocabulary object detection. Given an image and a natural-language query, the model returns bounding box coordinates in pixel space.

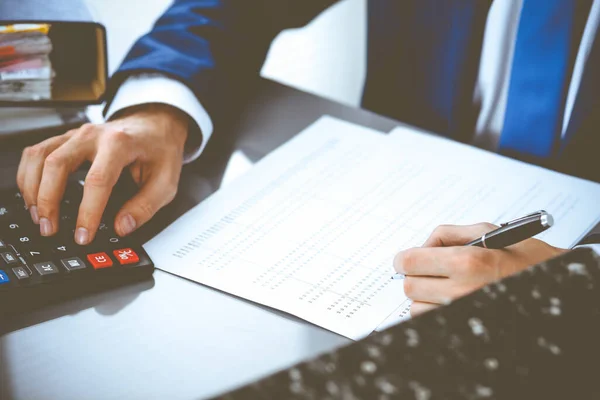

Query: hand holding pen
[393,210,554,280]
[391,211,567,317]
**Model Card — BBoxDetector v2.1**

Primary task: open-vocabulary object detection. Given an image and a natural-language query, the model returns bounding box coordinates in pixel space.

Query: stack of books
[0,24,54,101]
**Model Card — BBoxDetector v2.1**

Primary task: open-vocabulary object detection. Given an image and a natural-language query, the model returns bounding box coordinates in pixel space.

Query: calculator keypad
[0,180,154,311]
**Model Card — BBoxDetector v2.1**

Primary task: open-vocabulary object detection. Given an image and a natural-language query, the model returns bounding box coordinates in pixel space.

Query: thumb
[114,168,179,237]
[422,223,498,247]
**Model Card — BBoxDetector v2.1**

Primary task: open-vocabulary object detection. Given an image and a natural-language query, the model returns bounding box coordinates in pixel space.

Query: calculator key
[1,252,18,265]
[107,236,122,246]
[23,248,51,263]
[12,266,30,280]
[87,252,113,269]
[113,248,140,265]
[0,238,6,250]
[16,235,33,244]
[0,270,10,285]
[61,257,86,272]
[53,244,72,254]
[5,222,21,232]
[3,222,36,242]
[33,262,60,276]
[16,239,51,261]
[90,229,125,250]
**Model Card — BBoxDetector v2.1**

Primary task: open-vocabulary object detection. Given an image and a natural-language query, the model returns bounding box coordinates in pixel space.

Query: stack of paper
[145,116,600,340]
[0,107,87,138]
[0,24,54,101]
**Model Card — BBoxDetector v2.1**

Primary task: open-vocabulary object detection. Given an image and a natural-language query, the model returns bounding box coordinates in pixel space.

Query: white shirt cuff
[574,243,600,256]
[104,73,214,163]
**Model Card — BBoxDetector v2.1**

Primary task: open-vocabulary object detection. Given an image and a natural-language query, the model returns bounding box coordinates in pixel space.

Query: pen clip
[500,210,545,227]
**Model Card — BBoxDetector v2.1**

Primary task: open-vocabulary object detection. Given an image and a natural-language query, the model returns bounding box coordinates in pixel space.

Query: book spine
[0,67,51,81]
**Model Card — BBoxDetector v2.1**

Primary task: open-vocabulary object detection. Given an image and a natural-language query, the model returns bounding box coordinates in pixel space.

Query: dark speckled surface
[218,248,600,399]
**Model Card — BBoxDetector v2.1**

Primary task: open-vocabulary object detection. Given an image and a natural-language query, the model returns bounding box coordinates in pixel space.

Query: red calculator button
[113,248,140,265]
[87,252,113,269]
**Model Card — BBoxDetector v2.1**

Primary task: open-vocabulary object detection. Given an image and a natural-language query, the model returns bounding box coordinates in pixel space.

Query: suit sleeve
[105,0,338,128]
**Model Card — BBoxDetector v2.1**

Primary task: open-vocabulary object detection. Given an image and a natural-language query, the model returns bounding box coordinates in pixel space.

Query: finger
[37,135,93,236]
[76,133,134,245]
[403,275,469,305]
[17,135,70,224]
[422,223,498,248]
[394,247,461,277]
[16,147,29,193]
[410,302,439,318]
[114,163,179,237]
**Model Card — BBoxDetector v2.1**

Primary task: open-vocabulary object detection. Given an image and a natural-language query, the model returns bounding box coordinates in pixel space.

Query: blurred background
[85,0,367,111]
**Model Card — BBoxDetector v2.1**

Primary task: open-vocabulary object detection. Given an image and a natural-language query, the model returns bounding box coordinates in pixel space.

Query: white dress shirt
[105,74,213,164]
[105,0,600,161]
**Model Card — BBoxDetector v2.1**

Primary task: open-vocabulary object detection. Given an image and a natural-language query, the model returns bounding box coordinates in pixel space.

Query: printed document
[145,116,600,340]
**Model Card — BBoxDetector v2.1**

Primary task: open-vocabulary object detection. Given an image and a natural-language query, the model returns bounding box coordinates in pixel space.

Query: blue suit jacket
[109,0,600,182]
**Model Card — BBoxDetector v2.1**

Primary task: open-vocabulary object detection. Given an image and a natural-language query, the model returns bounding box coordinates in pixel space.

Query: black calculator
[0,177,154,317]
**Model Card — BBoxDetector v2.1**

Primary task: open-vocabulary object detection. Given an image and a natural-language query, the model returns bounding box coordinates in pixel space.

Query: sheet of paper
[388,125,600,249]
[145,117,600,340]
[147,117,408,340]
[375,299,412,332]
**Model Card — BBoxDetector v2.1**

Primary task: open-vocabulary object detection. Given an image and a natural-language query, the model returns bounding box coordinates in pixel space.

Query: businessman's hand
[394,223,567,317]
[17,103,189,244]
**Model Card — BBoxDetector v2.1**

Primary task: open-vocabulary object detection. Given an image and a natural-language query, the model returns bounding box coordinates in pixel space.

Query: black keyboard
[0,178,154,317]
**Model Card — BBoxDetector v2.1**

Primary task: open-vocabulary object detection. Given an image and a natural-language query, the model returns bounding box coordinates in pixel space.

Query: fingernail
[75,227,89,245]
[30,205,39,224]
[40,218,53,236]
[118,214,137,236]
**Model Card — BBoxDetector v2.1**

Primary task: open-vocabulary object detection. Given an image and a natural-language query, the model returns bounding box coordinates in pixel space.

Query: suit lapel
[562,27,600,151]
[362,0,492,142]
[554,22,600,181]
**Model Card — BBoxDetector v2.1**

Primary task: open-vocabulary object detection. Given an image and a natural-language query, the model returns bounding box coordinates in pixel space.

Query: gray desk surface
[0,79,399,400]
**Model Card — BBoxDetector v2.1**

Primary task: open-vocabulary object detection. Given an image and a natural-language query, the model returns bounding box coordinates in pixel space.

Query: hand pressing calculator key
[0,177,154,317]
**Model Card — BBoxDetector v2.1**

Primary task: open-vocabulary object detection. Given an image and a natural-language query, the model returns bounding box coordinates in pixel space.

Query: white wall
[261,0,366,106]
[86,0,366,108]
